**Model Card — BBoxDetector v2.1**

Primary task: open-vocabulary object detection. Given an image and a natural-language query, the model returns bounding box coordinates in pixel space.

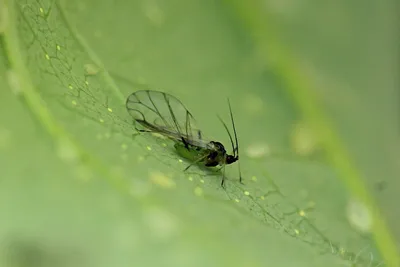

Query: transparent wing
[126,90,202,143]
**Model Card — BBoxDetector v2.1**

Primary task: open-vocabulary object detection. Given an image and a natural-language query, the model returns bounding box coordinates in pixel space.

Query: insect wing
[126,90,199,142]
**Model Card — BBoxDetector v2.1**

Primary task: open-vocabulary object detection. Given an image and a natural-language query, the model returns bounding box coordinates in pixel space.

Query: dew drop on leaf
[346,198,373,233]
[245,142,270,158]
[84,63,100,76]
[149,171,176,189]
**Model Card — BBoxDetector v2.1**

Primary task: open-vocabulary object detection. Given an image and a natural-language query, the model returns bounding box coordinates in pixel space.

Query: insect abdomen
[174,142,206,162]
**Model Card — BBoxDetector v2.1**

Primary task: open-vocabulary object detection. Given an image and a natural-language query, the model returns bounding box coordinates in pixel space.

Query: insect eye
[226,155,237,164]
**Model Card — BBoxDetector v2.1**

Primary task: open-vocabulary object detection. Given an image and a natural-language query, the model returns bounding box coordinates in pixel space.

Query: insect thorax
[203,141,227,167]
[207,141,226,154]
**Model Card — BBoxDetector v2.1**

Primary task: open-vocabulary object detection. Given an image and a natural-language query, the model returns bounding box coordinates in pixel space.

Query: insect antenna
[217,99,243,184]
[227,99,243,184]
[227,99,239,157]
[217,115,235,157]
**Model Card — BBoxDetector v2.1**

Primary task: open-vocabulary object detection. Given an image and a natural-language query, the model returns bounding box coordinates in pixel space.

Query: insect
[126,90,242,187]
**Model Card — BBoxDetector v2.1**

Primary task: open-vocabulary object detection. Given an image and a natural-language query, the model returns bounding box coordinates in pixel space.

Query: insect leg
[183,155,208,172]
[221,165,226,188]
[133,122,152,133]
[215,166,224,172]
[136,128,151,133]
[131,125,151,139]
[181,137,190,150]
[238,161,244,185]
[217,164,240,187]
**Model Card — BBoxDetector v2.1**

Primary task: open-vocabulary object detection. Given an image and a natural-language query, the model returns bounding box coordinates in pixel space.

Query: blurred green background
[0,0,398,266]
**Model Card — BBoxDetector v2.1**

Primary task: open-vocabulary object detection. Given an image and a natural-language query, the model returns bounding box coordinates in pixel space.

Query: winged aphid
[126,90,242,187]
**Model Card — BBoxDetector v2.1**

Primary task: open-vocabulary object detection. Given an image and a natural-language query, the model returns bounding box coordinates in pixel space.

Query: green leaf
[1,0,398,266]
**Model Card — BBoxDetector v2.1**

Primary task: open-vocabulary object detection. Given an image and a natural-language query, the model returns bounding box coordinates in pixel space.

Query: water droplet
[298,210,306,217]
[149,171,175,189]
[346,198,372,233]
[245,142,270,158]
[84,63,100,76]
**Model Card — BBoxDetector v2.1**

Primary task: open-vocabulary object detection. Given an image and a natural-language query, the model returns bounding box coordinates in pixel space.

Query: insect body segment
[126,90,242,187]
